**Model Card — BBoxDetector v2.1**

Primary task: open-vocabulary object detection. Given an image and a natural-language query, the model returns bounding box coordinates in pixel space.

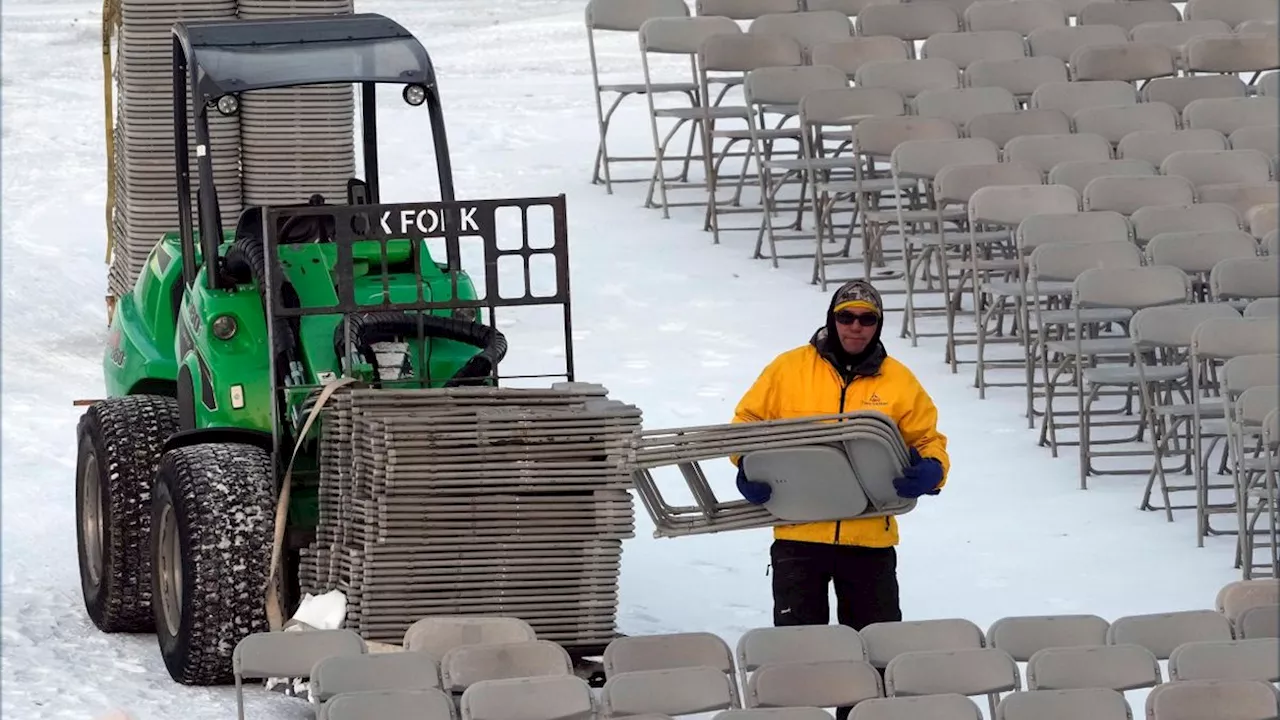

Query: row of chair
[229,579,1279,716]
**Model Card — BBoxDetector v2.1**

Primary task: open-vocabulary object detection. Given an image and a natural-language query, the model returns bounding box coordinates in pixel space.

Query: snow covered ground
[0,0,1240,718]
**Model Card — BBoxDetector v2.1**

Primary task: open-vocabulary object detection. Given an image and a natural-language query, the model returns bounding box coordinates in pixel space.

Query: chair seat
[1038,307,1133,325]
[1044,336,1135,357]
[713,127,800,140]
[1084,363,1186,386]
[600,81,696,94]
[1152,402,1223,419]
[655,105,746,120]
[865,206,967,223]
[911,229,1007,247]
[765,156,858,172]
[817,177,898,195]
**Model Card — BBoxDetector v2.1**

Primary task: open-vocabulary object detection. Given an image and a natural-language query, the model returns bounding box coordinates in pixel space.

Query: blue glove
[893,448,944,498]
[736,463,772,504]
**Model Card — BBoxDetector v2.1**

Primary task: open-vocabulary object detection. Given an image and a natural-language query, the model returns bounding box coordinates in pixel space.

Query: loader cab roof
[173,13,436,100]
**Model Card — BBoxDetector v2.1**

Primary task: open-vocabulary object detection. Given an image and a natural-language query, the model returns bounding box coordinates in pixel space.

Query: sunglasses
[835,310,880,327]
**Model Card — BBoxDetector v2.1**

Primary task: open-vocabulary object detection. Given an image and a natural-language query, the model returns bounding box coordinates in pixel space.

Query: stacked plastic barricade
[301,383,642,656]
[110,0,242,298]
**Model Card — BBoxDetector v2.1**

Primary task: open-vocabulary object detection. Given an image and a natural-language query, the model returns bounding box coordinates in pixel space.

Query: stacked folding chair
[301,384,643,652]
[631,411,916,537]
[237,0,357,206]
[110,0,241,297]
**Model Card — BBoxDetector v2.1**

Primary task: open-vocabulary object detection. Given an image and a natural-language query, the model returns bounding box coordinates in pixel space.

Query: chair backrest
[858,1,961,40]
[1169,638,1280,683]
[1162,149,1274,188]
[1129,202,1241,244]
[460,675,596,720]
[1082,175,1196,215]
[747,660,884,709]
[736,625,868,673]
[640,16,743,55]
[602,666,737,717]
[855,58,962,98]
[921,30,1026,69]
[965,56,1069,98]
[1146,230,1260,275]
[1198,182,1280,220]
[1217,579,1280,622]
[811,36,911,77]
[859,619,986,669]
[403,616,537,657]
[1246,202,1278,238]
[696,0,803,20]
[884,648,1020,698]
[1185,0,1279,25]
[969,184,1079,227]
[1030,80,1137,116]
[440,640,574,693]
[965,108,1071,148]
[799,86,906,126]
[715,710,833,720]
[747,10,855,52]
[233,629,367,681]
[1131,19,1232,57]
[994,688,1131,720]
[1143,74,1247,114]
[1046,159,1156,196]
[1027,23,1128,61]
[852,116,960,158]
[1073,265,1189,311]
[964,0,1067,34]
[1191,316,1280,362]
[1079,0,1181,31]
[1030,240,1142,283]
[1211,257,1280,301]
[1026,644,1162,691]
[311,651,442,705]
[891,137,1001,180]
[1074,103,1179,145]
[1106,611,1235,660]
[934,162,1043,205]
[744,64,849,106]
[586,0,690,32]
[808,0,903,15]
[1070,41,1176,82]
[851,694,984,720]
[325,688,456,720]
[1144,679,1280,720]
[986,615,1111,662]
[604,632,735,675]
[1245,297,1280,318]
[1184,96,1280,136]
[1187,34,1280,75]
[1130,302,1241,351]
[1223,354,1280,396]
[1230,127,1280,162]
[913,87,1018,127]
[699,33,805,73]
[1235,384,1280,427]
[1004,133,1113,176]
[1117,128,1230,167]
[1238,604,1280,640]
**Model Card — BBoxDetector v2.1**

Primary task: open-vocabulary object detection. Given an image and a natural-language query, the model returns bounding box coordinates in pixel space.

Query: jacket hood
[811,280,886,381]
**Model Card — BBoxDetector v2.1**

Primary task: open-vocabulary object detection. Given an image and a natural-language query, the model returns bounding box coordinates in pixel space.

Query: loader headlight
[403,84,427,106]
[211,314,238,340]
[214,94,240,116]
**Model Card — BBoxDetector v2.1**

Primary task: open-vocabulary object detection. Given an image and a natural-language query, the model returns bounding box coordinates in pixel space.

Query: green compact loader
[76,13,578,685]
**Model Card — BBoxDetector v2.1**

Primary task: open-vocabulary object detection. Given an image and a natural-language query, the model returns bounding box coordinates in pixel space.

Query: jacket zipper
[835,379,851,544]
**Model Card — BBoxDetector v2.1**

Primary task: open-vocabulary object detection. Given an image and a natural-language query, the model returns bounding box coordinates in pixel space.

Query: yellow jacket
[733,342,949,548]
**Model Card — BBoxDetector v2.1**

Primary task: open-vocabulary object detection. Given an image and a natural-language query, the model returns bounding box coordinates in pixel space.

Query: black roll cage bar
[169,13,459,291]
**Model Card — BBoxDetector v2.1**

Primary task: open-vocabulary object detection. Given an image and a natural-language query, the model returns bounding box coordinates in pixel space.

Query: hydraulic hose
[333,310,508,386]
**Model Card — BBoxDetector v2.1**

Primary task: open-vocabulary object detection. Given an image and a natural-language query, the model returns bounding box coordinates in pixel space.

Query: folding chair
[233,629,367,720]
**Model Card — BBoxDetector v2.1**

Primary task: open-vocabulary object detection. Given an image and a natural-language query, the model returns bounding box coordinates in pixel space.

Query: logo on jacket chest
[864,391,888,407]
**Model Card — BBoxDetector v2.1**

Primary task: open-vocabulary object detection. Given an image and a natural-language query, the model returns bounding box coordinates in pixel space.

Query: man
[732,279,949,634]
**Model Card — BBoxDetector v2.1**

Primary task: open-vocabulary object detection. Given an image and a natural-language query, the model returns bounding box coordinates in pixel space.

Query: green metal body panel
[103,229,483,530]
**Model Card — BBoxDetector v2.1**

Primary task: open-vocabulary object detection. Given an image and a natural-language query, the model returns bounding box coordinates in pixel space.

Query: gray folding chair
[233,629,367,720]
[884,648,1020,716]
[311,651,442,716]
[995,688,1131,720]
[1169,637,1280,682]
[1025,644,1162,691]
[325,688,456,720]
[986,614,1110,662]
[1145,679,1280,720]
[746,659,884,710]
[461,675,597,720]
[585,0,697,193]
[735,625,868,692]
[1106,611,1234,660]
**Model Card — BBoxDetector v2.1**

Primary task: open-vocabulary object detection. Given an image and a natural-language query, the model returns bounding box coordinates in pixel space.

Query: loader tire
[151,442,275,686]
[76,394,181,633]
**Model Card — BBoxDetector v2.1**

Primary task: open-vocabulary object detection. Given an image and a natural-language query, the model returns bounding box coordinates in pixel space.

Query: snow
[0,0,1240,718]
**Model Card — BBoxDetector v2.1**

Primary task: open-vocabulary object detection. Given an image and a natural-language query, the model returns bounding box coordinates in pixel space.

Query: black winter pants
[769,539,902,720]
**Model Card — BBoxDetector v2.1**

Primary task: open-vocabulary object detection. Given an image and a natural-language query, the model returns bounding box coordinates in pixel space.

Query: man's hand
[736,464,772,504]
[893,448,944,499]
